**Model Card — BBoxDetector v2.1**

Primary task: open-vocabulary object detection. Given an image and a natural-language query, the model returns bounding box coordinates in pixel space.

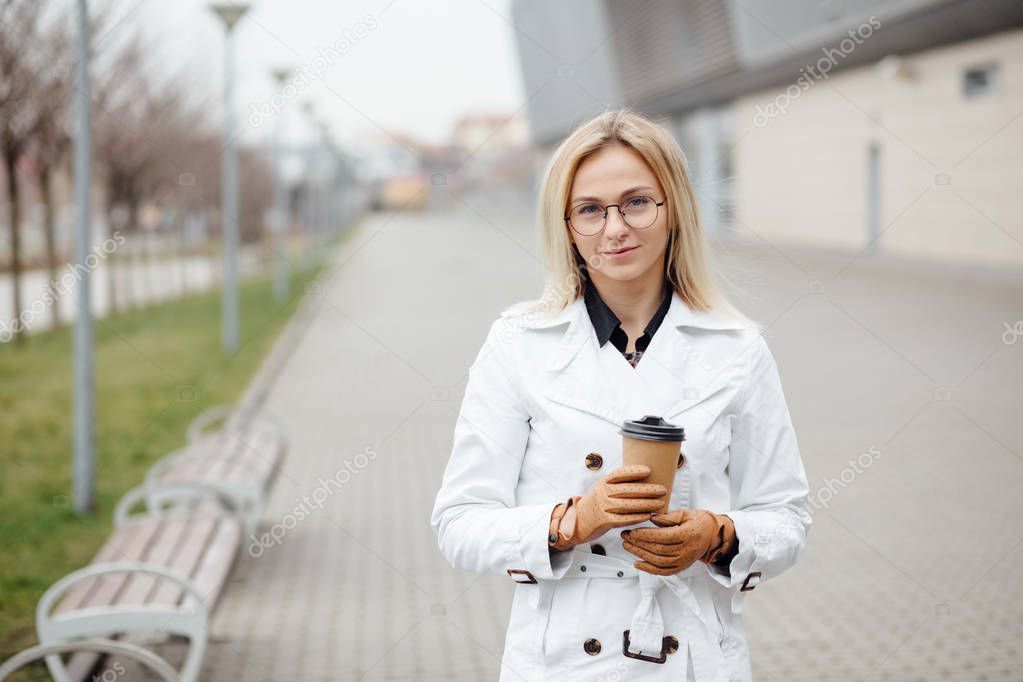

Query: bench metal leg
[114,483,243,528]
[36,563,209,682]
[142,457,262,535]
[0,638,179,681]
[187,403,288,446]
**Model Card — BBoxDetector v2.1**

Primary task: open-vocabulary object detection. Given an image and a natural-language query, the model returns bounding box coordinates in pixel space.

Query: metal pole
[317,124,329,255]
[301,102,318,268]
[271,68,291,300]
[211,3,249,352]
[72,0,95,514]
[301,177,310,268]
[329,148,337,239]
[221,25,239,351]
[317,157,325,256]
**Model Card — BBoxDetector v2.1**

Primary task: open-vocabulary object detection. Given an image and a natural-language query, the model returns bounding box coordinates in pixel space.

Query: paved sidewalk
[198,196,1023,681]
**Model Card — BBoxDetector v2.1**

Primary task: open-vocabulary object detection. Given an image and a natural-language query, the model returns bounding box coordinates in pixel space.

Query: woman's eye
[627,196,650,208]
[577,204,600,215]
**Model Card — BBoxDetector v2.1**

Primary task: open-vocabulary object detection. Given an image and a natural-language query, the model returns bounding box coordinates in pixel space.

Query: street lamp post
[210,2,249,353]
[271,67,291,300]
[318,122,331,251]
[300,101,319,268]
[72,0,95,514]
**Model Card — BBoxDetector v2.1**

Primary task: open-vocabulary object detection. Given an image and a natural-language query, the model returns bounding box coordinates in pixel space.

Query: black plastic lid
[619,415,686,443]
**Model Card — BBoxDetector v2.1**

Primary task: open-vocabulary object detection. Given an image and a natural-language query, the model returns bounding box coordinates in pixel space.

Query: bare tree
[28,18,73,328]
[0,0,47,344]
[143,83,217,299]
[92,34,150,312]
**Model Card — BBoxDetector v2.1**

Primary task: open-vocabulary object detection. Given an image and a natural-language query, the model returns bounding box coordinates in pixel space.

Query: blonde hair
[517,107,745,324]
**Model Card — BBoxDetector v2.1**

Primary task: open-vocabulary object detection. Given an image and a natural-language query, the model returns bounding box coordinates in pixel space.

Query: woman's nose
[604,208,630,239]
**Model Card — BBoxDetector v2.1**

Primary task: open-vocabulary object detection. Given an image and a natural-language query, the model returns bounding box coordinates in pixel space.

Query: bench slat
[202,431,247,482]
[57,520,163,614]
[162,432,236,484]
[226,428,280,489]
[56,522,146,614]
[57,520,164,682]
[186,519,242,610]
[149,518,217,606]
[115,520,190,606]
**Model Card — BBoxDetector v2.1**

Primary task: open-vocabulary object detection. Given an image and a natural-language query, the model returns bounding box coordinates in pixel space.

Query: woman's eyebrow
[570,185,655,204]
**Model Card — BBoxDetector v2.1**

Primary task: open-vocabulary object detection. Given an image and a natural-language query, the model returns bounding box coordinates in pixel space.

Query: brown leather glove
[549,464,668,551]
[621,508,737,576]
[548,500,570,547]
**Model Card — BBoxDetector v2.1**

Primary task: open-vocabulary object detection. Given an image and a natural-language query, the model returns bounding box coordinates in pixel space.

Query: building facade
[511,0,1023,268]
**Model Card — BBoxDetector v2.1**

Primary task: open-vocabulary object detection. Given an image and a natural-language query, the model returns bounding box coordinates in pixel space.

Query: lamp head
[209,3,250,31]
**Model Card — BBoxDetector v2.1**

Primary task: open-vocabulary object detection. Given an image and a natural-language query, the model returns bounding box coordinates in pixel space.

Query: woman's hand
[550,464,668,550]
[621,508,737,576]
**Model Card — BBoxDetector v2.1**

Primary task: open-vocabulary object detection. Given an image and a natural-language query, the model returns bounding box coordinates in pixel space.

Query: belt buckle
[622,630,668,664]
[740,571,762,591]
[506,569,537,584]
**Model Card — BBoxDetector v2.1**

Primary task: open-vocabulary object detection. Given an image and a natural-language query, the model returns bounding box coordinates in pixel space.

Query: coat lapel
[536,296,628,427]
[533,290,748,428]
[635,292,748,421]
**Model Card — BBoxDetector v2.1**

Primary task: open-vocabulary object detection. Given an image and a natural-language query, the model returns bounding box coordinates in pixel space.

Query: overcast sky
[104,0,527,148]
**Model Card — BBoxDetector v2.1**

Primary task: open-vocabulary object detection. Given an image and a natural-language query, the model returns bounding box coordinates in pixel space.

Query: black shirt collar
[583,277,673,353]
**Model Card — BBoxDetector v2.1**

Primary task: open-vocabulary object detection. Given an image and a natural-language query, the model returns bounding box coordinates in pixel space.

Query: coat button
[583,638,601,655]
[590,543,606,556]
[677,452,686,469]
[585,452,603,470]
[664,635,679,654]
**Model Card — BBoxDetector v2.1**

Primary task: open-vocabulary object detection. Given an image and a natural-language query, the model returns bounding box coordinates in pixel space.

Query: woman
[431,109,811,682]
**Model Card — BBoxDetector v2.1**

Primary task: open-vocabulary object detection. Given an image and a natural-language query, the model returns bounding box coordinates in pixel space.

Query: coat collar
[584,278,673,351]
[514,290,748,427]
[517,290,748,370]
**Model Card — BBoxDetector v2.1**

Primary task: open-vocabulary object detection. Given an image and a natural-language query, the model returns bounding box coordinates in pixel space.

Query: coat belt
[527,548,727,680]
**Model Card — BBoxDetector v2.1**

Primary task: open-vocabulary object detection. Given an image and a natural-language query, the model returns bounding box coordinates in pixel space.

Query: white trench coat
[431,290,812,682]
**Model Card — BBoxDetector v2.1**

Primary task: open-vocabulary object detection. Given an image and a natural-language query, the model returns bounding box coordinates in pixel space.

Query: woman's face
[567,143,670,284]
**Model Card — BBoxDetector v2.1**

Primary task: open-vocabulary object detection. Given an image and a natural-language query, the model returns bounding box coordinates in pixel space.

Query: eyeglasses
[564,195,665,236]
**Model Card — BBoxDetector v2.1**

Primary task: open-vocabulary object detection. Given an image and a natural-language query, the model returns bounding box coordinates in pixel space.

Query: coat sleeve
[705,334,813,613]
[431,317,573,581]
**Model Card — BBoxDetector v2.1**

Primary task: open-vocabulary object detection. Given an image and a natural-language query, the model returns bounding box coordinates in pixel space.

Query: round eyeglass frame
[563,196,666,236]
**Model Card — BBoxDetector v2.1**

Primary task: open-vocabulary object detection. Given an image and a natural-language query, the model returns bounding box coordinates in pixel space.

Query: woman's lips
[602,245,639,260]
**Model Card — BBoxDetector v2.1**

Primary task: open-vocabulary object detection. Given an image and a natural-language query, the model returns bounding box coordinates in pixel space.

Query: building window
[963,64,999,98]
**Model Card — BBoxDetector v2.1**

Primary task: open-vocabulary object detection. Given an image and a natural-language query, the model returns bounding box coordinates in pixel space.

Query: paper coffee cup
[619,415,685,514]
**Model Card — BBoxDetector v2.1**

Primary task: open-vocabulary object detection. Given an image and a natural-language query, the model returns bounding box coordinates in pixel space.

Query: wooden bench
[0,402,287,680]
[145,404,287,534]
[32,483,244,682]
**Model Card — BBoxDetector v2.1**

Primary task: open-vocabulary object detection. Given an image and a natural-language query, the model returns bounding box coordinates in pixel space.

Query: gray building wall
[510,0,622,146]
[511,0,1023,143]
[510,0,1023,262]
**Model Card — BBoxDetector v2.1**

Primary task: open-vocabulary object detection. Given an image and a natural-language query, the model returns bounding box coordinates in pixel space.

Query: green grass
[0,262,322,663]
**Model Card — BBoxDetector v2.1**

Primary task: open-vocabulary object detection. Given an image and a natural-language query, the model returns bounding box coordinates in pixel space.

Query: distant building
[450,112,536,200]
[511,0,1023,268]
[451,112,530,154]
